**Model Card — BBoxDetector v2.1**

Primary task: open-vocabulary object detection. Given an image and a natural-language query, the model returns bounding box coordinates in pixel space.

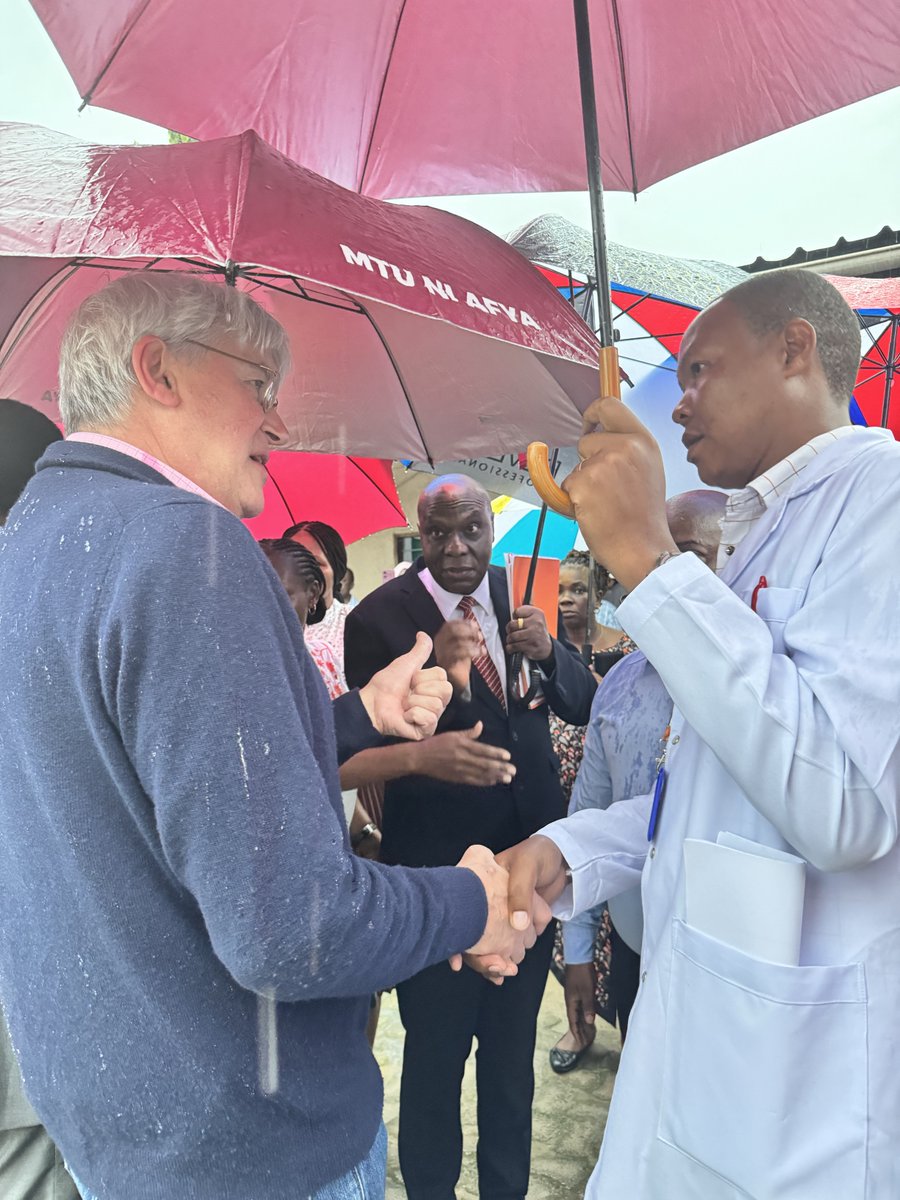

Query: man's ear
[131,335,182,409]
[781,317,817,380]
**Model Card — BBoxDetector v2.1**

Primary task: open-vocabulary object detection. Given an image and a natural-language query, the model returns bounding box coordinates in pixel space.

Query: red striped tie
[458,595,507,711]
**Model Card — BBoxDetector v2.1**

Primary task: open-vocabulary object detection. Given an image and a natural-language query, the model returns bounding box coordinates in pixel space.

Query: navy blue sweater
[0,443,486,1199]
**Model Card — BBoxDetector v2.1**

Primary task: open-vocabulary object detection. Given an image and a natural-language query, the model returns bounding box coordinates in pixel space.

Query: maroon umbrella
[0,123,600,463]
[30,0,900,514]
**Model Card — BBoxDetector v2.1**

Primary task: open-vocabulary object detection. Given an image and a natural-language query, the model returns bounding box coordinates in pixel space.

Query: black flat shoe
[548,1042,592,1074]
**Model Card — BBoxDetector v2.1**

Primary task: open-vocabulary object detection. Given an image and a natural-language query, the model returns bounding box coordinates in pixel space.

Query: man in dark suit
[345,475,595,1200]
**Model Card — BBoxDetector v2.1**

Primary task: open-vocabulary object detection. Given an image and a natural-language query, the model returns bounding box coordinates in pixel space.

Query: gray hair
[58,272,291,431]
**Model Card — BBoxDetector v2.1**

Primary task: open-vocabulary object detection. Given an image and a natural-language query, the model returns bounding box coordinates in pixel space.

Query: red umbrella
[827,276,900,437]
[0,123,599,462]
[242,452,405,543]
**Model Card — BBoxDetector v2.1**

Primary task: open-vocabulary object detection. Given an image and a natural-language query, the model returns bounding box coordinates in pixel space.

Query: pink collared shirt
[66,433,225,508]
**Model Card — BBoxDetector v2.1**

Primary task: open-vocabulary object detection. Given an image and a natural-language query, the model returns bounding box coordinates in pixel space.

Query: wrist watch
[351,822,378,849]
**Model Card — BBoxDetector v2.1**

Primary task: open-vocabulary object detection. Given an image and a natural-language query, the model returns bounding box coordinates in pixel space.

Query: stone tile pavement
[374,975,621,1199]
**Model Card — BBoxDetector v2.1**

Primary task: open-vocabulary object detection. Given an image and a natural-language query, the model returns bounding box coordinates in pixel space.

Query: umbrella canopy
[509,214,750,308]
[242,452,405,544]
[490,495,584,565]
[0,123,600,462]
[510,213,749,386]
[406,220,730,498]
[827,275,900,436]
[31,0,899,198]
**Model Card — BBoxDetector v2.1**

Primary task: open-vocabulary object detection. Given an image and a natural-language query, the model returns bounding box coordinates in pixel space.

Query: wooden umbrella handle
[525,443,575,517]
[526,346,622,517]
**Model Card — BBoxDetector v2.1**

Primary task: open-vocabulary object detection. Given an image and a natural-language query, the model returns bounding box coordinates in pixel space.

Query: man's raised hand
[432,619,480,697]
[564,396,676,592]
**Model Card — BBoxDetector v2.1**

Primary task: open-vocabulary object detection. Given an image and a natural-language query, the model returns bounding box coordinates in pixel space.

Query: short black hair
[281,520,348,590]
[259,537,327,625]
[0,399,63,521]
[724,269,860,403]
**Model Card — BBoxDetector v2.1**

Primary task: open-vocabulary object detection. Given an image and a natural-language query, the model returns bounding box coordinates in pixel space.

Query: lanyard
[646,722,671,842]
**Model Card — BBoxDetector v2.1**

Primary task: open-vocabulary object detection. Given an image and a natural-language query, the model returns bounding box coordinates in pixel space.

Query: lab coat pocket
[752,585,804,654]
[658,919,868,1198]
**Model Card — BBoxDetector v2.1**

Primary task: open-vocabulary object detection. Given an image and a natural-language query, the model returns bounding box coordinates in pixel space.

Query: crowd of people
[0,264,897,1200]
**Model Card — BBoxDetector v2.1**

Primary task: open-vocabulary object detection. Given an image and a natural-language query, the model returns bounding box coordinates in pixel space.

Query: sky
[2,0,898,267]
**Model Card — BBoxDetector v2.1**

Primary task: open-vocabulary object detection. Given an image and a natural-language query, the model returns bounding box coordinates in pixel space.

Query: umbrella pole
[583,556,595,668]
[510,503,548,706]
[525,0,624,516]
[880,314,899,430]
[572,0,621,403]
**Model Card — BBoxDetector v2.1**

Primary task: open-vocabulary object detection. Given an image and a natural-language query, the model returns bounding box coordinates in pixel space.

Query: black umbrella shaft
[573,0,615,350]
[880,314,899,430]
[522,503,548,605]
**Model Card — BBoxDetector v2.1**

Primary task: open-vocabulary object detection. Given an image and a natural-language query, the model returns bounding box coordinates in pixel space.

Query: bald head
[418,474,493,594]
[665,489,727,570]
[418,474,491,522]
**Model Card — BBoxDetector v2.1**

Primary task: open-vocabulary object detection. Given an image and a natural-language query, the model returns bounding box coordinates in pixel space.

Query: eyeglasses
[183,339,279,412]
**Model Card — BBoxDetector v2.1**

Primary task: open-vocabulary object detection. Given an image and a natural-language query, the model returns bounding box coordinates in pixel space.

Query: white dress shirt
[717,424,858,570]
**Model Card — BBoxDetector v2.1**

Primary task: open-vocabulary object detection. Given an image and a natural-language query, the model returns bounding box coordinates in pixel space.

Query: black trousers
[396,924,555,1200]
[608,925,641,1041]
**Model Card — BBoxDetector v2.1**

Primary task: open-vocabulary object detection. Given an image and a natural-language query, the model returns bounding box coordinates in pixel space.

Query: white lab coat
[544,428,900,1199]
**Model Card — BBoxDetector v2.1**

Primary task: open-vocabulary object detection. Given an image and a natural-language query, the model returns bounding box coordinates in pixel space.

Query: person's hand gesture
[358,632,452,740]
[410,723,515,786]
[432,619,480,696]
[505,605,553,664]
[564,396,676,592]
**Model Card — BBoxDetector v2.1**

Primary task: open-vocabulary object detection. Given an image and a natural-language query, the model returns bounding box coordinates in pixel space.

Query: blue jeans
[73,1123,388,1200]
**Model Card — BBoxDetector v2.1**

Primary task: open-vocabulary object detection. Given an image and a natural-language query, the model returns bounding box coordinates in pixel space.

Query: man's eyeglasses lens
[182,339,279,411]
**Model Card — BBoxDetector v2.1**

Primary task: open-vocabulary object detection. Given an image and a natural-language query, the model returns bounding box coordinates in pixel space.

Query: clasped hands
[451,838,571,984]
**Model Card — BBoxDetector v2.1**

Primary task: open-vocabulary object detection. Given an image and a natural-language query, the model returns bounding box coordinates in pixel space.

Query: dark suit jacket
[344,561,596,867]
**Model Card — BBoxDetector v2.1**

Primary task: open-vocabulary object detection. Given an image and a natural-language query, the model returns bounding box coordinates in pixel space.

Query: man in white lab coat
[501,269,900,1199]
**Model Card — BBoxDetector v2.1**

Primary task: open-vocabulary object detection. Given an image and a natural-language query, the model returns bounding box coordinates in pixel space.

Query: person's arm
[561,904,605,963]
[498,795,653,931]
[339,722,515,789]
[566,397,900,872]
[558,685,617,957]
[101,506,520,1000]
[332,690,382,763]
[617,501,900,871]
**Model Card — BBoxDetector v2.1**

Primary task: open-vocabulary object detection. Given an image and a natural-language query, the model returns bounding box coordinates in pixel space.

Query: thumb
[393,631,433,675]
[498,844,537,931]
[463,721,484,740]
[580,394,653,439]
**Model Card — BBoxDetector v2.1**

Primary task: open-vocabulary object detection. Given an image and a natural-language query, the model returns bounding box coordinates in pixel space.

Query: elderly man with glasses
[0,273,541,1200]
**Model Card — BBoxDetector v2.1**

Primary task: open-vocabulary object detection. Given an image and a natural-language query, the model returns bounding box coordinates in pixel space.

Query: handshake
[452,839,570,984]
